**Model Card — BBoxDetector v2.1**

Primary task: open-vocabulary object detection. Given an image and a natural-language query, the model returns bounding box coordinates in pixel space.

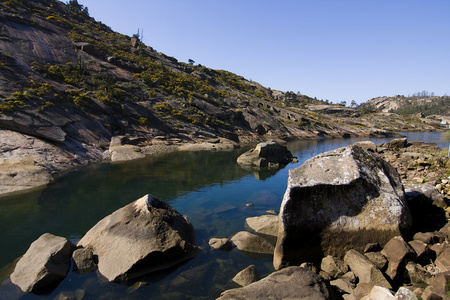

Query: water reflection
[0,132,444,299]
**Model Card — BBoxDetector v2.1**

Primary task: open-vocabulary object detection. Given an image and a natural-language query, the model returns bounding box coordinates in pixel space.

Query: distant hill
[365,95,450,117]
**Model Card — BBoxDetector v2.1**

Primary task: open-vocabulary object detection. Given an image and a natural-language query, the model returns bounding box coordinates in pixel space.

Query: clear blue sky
[77,0,449,104]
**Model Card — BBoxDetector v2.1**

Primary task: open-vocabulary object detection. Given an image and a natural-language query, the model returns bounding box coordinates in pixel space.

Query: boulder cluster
[9,138,450,300]
[212,139,450,299]
[10,195,197,293]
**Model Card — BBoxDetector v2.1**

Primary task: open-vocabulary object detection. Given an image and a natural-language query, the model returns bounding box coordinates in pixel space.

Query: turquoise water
[0,132,444,299]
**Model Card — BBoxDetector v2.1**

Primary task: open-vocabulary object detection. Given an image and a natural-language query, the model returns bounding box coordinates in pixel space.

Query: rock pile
[316,226,450,299]
[377,138,448,184]
[436,178,450,200]
[215,139,450,300]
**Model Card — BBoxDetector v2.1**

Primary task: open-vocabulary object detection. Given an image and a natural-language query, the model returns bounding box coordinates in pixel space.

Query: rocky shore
[215,139,450,299]
[6,138,450,299]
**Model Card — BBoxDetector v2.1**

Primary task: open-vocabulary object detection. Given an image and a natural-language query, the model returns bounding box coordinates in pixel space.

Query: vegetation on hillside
[0,0,331,130]
[389,96,450,117]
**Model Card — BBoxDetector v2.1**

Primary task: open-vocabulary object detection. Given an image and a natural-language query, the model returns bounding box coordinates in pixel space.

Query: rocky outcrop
[10,233,76,293]
[274,144,412,269]
[237,141,295,169]
[77,194,198,282]
[217,266,340,300]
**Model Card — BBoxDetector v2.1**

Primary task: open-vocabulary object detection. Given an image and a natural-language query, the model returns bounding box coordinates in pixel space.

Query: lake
[0,131,445,299]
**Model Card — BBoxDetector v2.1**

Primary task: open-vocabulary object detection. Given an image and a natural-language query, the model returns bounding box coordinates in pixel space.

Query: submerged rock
[245,215,279,237]
[11,233,76,293]
[77,194,197,282]
[237,141,295,169]
[230,231,274,254]
[274,144,411,269]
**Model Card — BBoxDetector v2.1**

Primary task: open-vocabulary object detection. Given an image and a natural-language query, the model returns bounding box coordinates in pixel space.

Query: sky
[76,0,450,104]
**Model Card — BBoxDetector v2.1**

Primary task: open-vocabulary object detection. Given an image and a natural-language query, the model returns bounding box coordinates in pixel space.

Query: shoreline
[0,130,440,198]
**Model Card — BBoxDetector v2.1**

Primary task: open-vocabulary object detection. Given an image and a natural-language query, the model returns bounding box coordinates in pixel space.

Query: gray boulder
[72,248,96,273]
[10,233,76,293]
[245,215,279,236]
[217,266,340,300]
[320,255,348,279]
[231,265,260,287]
[237,141,294,168]
[274,144,411,269]
[77,194,197,282]
[381,236,416,282]
[230,231,274,255]
[434,247,450,273]
[343,249,392,289]
[208,238,232,251]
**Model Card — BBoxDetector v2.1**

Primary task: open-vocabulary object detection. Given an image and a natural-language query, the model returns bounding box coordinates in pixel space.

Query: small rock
[230,231,274,255]
[344,249,392,289]
[364,243,382,253]
[413,232,439,245]
[330,278,354,295]
[381,236,416,282]
[364,252,388,271]
[231,265,259,287]
[127,281,149,293]
[434,247,450,273]
[320,255,348,278]
[245,215,279,237]
[299,262,319,274]
[72,248,96,273]
[208,238,232,251]
[10,233,76,293]
[364,285,396,299]
[395,286,418,300]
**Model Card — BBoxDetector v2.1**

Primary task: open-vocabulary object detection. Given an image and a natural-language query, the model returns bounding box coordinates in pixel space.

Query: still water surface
[0,132,445,299]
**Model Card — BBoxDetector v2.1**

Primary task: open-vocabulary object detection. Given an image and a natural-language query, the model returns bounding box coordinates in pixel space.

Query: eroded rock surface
[274,144,412,269]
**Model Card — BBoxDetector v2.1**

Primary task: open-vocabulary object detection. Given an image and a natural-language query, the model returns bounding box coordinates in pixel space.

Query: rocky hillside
[0,0,446,196]
[365,95,450,119]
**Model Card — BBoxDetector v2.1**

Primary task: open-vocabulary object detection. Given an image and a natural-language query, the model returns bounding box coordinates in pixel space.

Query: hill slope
[366,95,450,117]
[0,0,444,195]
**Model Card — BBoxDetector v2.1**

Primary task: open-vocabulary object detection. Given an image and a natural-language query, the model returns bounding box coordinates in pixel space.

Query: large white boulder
[274,144,412,269]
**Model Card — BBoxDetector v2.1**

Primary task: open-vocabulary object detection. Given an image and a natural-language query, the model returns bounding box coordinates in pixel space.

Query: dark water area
[0,132,445,299]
